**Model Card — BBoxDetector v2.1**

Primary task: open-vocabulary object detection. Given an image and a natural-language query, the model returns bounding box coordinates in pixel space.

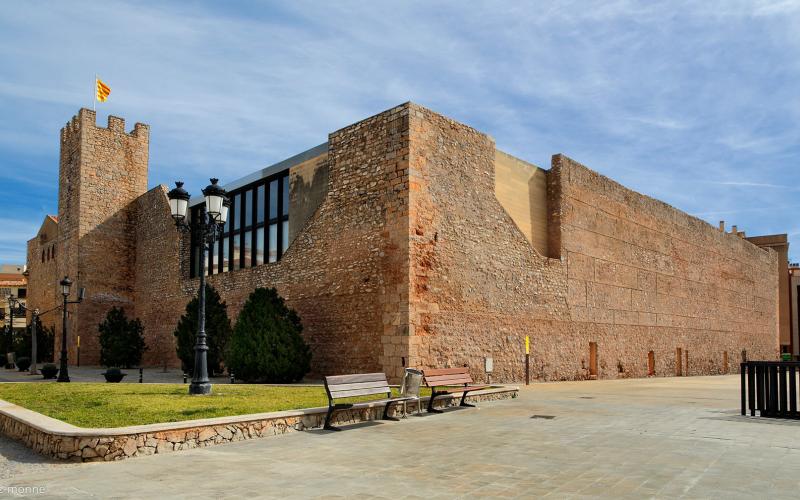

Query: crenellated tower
[56,109,149,364]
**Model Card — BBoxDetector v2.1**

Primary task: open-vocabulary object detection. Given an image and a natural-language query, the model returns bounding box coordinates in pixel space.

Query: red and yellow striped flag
[96,77,111,102]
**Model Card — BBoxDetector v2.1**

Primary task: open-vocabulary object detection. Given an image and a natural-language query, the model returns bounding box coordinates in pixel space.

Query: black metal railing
[741,361,800,418]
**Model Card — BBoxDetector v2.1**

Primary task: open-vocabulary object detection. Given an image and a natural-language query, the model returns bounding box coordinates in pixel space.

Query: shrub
[173,284,232,375]
[16,357,31,371]
[40,363,58,379]
[227,287,311,383]
[98,307,146,368]
[12,316,55,362]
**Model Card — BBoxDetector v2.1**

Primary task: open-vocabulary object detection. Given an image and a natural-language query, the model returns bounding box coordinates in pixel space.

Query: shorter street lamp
[4,294,15,369]
[168,179,229,395]
[58,277,84,383]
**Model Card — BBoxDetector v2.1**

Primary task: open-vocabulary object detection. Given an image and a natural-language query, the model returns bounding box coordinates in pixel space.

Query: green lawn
[0,383,431,428]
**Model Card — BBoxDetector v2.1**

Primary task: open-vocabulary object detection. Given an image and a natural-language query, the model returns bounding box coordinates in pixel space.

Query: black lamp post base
[56,375,70,383]
[189,382,212,395]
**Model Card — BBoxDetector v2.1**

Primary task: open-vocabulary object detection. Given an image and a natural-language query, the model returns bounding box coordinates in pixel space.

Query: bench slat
[338,396,414,406]
[327,380,392,391]
[425,374,473,386]
[424,368,470,376]
[329,386,391,399]
[434,385,488,394]
[425,373,472,383]
[325,373,387,385]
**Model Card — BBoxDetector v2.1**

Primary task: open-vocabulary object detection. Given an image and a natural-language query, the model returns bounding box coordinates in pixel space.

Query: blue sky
[1,0,799,264]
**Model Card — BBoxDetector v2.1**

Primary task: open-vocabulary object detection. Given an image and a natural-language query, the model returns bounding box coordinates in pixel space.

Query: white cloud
[1,0,799,261]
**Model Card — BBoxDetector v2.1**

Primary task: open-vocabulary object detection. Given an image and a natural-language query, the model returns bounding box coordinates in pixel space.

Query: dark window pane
[269,180,278,219]
[282,176,289,216]
[244,231,252,267]
[233,194,241,231]
[269,224,278,263]
[233,234,241,271]
[244,190,252,227]
[222,237,229,272]
[193,245,200,277]
[282,220,289,254]
[256,227,264,265]
[256,185,265,223]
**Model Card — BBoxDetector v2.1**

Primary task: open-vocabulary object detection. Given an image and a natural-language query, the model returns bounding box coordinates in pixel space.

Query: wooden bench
[323,373,414,431]
[423,367,489,413]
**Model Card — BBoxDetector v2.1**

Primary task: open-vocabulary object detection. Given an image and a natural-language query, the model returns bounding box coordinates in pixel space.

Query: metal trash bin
[399,368,423,417]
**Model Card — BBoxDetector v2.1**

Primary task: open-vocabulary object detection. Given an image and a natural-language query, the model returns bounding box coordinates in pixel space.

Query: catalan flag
[96,77,111,102]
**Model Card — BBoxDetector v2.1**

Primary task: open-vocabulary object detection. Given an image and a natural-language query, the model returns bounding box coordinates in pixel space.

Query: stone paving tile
[4,375,800,498]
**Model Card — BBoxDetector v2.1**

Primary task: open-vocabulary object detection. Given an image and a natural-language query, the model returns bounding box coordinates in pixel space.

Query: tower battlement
[60,108,148,143]
[54,108,150,366]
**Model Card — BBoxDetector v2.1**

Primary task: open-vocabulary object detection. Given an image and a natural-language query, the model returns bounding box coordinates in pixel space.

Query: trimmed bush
[16,357,31,372]
[98,307,147,368]
[40,363,58,379]
[228,287,311,383]
[173,284,232,375]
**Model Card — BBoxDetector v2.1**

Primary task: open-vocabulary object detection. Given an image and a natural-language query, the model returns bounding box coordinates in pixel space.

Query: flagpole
[93,74,96,112]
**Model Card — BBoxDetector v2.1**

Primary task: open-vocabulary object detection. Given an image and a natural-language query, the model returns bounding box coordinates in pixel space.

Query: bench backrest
[423,367,473,387]
[324,373,391,400]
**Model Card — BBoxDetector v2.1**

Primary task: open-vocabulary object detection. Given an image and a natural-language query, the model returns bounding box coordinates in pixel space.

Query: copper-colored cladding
[676,348,683,377]
[588,342,598,379]
[648,351,655,376]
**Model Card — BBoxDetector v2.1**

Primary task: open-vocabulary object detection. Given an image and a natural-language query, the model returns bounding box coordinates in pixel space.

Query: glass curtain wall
[190,171,290,277]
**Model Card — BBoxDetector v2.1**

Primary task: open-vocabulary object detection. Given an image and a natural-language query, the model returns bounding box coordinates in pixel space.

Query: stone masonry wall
[54,110,149,365]
[37,103,778,382]
[407,105,779,382]
[134,105,412,377]
[132,186,186,367]
[25,217,60,338]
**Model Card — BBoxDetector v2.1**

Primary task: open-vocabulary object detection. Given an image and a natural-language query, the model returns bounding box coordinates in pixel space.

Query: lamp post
[58,276,85,383]
[5,294,15,368]
[167,179,229,395]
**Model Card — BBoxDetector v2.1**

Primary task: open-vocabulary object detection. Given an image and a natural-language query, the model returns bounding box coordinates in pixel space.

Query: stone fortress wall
[407,104,778,381]
[26,103,780,381]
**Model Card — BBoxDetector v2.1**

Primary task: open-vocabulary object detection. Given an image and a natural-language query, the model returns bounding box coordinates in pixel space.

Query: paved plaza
[3,375,800,498]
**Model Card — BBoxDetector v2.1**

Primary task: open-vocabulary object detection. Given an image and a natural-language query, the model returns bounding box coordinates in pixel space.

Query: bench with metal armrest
[423,367,489,413]
[322,372,414,431]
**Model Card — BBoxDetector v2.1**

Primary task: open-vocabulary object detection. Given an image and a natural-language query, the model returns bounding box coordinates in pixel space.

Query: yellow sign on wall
[525,335,530,355]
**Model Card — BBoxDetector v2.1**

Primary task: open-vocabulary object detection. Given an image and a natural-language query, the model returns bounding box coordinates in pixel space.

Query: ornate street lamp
[58,276,84,383]
[168,178,229,395]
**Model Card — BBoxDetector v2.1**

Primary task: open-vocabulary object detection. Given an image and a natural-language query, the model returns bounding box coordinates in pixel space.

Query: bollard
[230,372,235,384]
[183,372,187,384]
[139,368,143,383]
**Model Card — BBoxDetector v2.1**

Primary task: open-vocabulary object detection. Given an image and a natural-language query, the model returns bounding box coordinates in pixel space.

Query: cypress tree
[228,287,311,383]
[173,284,232,375]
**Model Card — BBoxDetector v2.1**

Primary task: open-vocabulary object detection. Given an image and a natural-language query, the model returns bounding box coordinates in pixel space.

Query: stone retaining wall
[0,387,516,462]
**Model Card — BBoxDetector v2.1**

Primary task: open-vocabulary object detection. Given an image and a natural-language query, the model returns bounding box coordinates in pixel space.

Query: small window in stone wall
[41,250,45,263]
[189,170,290,278]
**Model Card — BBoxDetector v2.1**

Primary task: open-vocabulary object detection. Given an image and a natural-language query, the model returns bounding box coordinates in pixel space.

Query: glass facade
[190,170,290,277]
